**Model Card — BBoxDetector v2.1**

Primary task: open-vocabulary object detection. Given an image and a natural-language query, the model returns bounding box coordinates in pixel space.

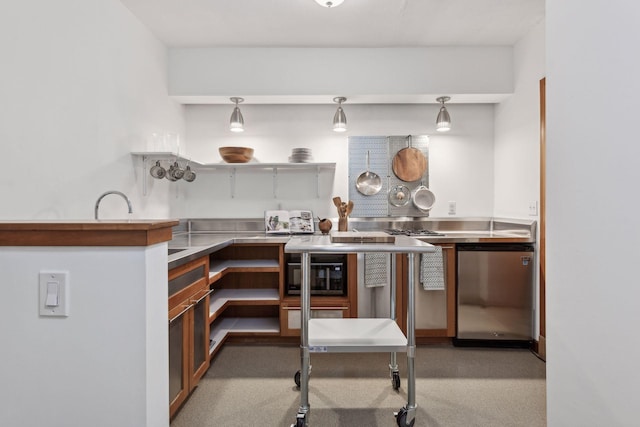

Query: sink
[168,248,186,255]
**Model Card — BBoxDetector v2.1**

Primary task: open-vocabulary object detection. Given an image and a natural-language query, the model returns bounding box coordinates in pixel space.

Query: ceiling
[119,0,544,105]
[119,0,545,48]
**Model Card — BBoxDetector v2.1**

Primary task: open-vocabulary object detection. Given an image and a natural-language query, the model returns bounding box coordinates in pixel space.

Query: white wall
[169,47,513,100]
[546,2,640,426]
[0,0,184,221]
[494,20,545,219]
[0,0,181,425]
[0,244,168,427]
[0,243,169,427]
[493,20,545,340]
[165,103,495,219]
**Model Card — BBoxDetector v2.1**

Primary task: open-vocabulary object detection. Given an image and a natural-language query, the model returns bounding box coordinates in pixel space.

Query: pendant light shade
[332,97,347,132]
[436,96,452,132]
[229,97,244,132]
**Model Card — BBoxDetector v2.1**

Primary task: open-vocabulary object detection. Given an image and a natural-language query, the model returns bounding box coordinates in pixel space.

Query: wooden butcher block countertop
[0,220,179,246]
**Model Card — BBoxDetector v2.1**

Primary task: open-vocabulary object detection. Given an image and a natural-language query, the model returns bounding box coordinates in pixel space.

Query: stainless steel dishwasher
[454,243,534,347]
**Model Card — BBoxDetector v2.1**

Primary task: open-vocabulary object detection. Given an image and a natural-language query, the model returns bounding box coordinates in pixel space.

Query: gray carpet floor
[170,343,546,427]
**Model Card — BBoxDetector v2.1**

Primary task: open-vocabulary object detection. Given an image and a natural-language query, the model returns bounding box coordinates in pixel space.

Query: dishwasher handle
[456,243,534,252]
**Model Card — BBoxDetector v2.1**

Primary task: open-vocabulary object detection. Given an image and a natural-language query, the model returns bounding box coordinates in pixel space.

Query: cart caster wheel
[295,369,312,388]
[293,412,306,427]
[392,372,401,390]
[395,407,415,427]
[294,370,301,388]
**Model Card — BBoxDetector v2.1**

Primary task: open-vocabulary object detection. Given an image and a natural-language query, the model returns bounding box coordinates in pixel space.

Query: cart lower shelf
[308,318,407,353]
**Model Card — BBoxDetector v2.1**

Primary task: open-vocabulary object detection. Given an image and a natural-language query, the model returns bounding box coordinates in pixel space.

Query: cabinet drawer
[169,257,209,310]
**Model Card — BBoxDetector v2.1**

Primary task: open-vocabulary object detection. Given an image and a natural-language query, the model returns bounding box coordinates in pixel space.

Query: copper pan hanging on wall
[392,135,427,182]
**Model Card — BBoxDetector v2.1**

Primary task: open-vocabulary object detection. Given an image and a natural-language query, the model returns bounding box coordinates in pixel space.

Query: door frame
[538,77,546,359]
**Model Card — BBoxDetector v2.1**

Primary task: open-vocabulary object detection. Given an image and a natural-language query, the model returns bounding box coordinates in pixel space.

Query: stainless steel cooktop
[384,228,445,237]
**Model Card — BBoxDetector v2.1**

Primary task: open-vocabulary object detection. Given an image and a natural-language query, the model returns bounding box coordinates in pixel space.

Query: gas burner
[384,228,445,237]
[384,229,408,236]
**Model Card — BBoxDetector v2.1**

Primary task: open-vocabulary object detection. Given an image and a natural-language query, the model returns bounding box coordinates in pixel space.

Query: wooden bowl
[219,147,254,163]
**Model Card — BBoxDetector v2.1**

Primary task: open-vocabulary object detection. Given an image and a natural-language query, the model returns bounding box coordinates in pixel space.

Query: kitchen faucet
[94,191,133,220]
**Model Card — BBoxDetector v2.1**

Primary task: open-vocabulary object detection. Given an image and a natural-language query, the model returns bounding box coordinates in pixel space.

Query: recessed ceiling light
[314,0,344,7]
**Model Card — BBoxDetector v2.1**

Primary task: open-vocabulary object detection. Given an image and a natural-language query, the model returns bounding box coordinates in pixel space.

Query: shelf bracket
[273,167,278,198]
[230,167,236,198]
[142,155,149,197]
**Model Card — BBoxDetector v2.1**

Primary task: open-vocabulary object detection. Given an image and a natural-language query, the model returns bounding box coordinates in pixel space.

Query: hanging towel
[364,252,389,288]
[420,246,445,290]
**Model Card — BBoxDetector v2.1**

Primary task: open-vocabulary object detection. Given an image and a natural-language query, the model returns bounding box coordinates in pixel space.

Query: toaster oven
[286,254,347,296]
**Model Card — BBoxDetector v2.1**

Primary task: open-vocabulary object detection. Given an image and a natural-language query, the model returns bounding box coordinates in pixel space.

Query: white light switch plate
[448,201,456,215]
[39,271,69,317]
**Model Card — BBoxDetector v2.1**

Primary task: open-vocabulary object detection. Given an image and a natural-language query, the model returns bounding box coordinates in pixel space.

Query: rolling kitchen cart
[285,234,435,427]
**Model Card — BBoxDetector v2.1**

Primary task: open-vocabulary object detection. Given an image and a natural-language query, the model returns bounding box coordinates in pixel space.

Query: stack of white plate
[288,148,313,163]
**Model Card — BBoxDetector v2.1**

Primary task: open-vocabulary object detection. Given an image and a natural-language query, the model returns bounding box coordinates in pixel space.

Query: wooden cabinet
[168,257,211,419]
[167,240,454,420]
[280,302,351,336]
[398,244,456,338]
[279,253,358,336]
[440,244,456,337]
[208,244,283,357]
[169,244,360,398]
[168,304,189,419]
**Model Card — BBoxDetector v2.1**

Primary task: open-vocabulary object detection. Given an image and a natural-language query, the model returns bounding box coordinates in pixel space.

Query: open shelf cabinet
[209,317,281,355]
[208,243,284,358]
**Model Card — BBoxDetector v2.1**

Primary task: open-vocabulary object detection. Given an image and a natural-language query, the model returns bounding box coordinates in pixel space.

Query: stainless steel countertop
[167,217,535,269]
[411,230,534,244]
[168,230,534,269]
[168,233,290,269]
[284,234,435,254]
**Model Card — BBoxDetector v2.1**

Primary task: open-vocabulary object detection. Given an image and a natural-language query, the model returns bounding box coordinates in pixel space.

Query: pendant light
[314,0,344,7]
[436,96,452,132]
[332,97,347,133]
[229,97,245,132]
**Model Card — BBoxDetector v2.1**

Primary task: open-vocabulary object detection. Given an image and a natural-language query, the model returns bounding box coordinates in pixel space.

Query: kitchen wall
[1,244,168,427]
[168,103,495,219]
[494,20,545,219]
[493,19,546,343]
[169,47,513,100]
[0,0,182,426]
[546,2,640,426]
[0,0,183,221]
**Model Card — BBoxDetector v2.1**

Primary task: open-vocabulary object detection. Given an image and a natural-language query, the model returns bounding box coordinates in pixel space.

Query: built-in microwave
[286,254,347,296]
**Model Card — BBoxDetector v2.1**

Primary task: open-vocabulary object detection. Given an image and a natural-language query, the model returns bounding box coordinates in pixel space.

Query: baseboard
[536,335,546,360]
[452,338,533,349]
[225,336,300,346]
[416,337,452,345]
